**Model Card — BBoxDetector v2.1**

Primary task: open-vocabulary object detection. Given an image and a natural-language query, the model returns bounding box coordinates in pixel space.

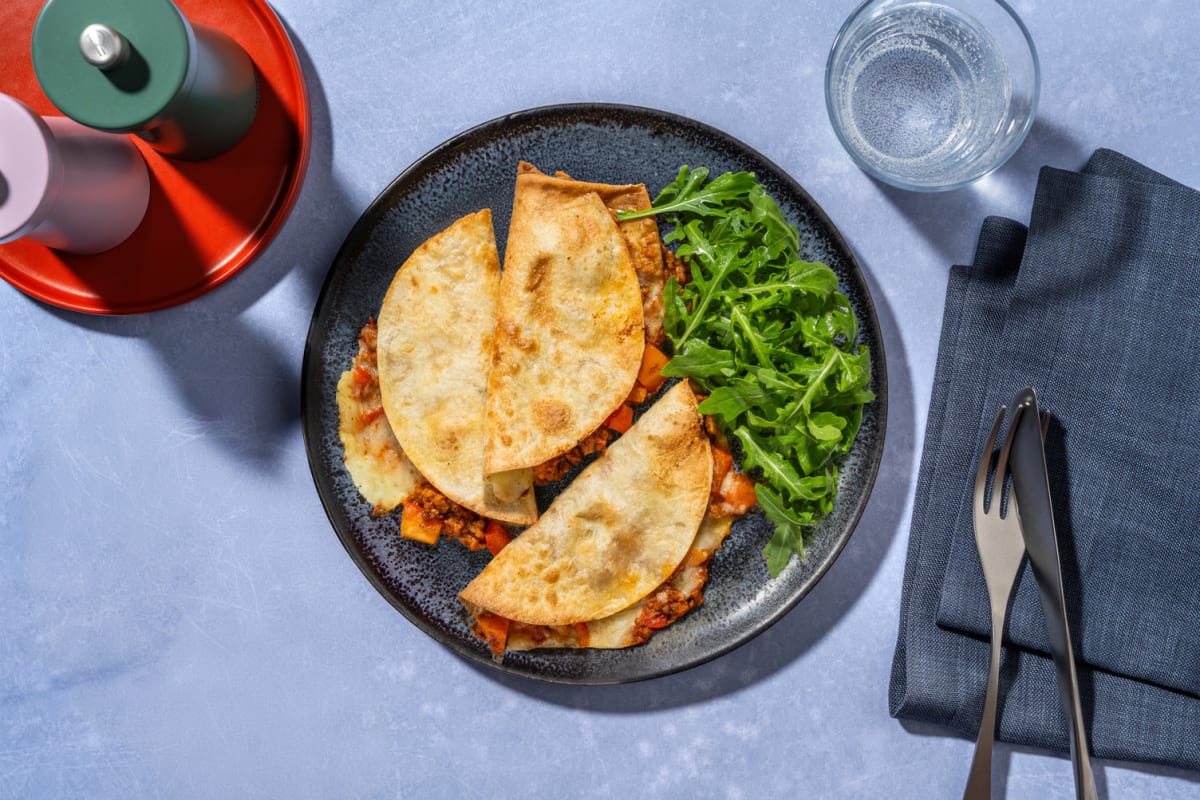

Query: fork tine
[975,406,1007,515]
[994,403,1027,518]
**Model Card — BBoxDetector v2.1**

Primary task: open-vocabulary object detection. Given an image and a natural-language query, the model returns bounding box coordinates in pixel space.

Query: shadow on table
[34,20,358,474]
[900,718,1200,798]
[877,117,1090,265]
[466,260,919,710]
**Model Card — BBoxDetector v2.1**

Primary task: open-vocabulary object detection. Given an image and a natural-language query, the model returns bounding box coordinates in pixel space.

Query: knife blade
[1007,386,1096,800]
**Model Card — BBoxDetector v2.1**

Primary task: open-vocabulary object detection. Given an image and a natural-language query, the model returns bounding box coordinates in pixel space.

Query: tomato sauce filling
[347,319,386,430]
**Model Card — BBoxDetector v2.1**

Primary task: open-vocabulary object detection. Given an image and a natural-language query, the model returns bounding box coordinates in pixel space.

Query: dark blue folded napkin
[889,149,1200,771]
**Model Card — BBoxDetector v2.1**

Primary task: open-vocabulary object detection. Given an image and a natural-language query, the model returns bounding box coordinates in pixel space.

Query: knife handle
[1054,613,1097,800]
[1012,390,1096,800]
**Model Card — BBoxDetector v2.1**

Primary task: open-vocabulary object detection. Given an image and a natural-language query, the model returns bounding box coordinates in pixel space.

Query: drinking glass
[825,0,1039,191]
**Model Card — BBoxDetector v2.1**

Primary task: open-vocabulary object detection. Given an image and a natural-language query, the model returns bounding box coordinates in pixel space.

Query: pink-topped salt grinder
[0,93,149,254]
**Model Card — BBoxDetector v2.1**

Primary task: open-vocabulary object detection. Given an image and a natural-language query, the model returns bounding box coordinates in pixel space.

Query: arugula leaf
[807,411,846,443]
[617,167,760,221]
[757,485,809,577]
[630,166,874,577]
[660,339,737,381]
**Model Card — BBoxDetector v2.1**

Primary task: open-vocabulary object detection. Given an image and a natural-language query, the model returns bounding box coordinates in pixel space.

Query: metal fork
[962,404,1047,800]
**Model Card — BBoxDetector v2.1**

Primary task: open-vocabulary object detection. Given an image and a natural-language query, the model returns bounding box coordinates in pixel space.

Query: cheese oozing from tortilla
[460,381,712,627]
[336,320,423,515]
[483,166,645,475]
[376,209,537,525]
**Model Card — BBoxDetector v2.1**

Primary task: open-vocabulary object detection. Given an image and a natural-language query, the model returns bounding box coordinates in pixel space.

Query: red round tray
[0,0,310,314]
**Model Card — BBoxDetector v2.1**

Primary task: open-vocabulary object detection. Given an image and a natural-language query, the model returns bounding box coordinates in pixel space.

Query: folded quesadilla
[483,165,645,476]
[376,209,537,525]
[468,512,733,652]
[337,319,511,550]
[461,381,712,627]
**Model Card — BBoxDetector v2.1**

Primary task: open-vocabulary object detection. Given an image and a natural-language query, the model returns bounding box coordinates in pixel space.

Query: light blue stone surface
[2,1,1198,797]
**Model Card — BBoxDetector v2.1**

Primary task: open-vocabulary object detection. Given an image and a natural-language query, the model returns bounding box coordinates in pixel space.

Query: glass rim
[823,0,1042,192]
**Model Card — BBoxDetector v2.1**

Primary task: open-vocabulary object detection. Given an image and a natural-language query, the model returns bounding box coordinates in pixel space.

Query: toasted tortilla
[376,210,537,525]
[461,381,712,626]
[483,165,645,475]
[542,165,668,346]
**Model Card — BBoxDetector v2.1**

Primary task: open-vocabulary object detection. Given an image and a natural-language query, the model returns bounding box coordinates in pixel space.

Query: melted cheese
[336,328,422,514]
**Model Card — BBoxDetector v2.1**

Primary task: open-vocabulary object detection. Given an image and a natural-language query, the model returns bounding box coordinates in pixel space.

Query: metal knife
[1007,387,1096,800]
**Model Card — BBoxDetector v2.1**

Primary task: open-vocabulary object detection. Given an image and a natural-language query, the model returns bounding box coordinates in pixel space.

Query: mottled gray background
[2,1,1197,797]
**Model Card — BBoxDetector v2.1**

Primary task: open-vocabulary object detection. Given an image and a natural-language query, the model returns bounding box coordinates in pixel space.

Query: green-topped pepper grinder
[31,0,258,160]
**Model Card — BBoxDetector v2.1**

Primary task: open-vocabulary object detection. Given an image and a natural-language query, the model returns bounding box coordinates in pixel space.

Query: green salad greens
[618,166,874,577]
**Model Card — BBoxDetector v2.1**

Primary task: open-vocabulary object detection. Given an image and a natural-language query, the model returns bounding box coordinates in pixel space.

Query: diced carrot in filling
[400,500,442,544]
[473,613,510,656]
[637,344,670,392]
[604,404,634,433]
[484,522,512,555]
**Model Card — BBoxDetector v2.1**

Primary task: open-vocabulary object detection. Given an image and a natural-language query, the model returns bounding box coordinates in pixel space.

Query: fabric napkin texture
[889,149,1200,771]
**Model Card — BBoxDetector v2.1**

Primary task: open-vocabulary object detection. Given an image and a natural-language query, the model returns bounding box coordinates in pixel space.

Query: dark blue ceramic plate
[301,104,887,684]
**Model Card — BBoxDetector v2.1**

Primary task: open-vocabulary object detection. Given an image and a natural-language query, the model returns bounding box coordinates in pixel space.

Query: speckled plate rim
[300,102,888,685]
